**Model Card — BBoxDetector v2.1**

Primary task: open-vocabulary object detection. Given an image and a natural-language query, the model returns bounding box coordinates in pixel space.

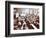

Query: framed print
[5,1,45,37]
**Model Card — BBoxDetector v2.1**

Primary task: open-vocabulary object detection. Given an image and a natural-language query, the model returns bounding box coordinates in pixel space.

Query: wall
[0,0,46,38]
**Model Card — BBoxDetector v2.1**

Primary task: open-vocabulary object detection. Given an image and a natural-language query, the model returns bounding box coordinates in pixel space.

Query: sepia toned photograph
[14,8,39,30]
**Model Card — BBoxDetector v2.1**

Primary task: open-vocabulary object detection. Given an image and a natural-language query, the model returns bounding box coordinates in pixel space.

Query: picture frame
[5,1,45,37]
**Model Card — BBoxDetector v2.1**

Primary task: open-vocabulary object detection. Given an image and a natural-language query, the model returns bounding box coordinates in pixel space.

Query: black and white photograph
[14,8,39,30]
